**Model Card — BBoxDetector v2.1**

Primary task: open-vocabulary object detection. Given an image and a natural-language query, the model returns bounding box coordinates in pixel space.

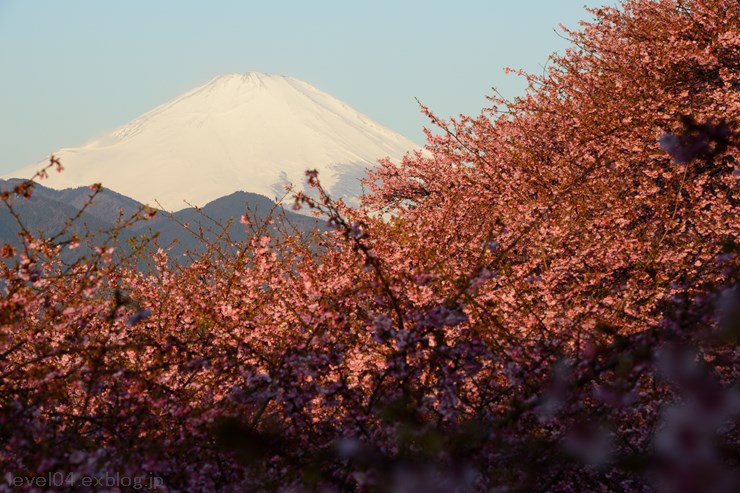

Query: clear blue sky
[0,0,609,173]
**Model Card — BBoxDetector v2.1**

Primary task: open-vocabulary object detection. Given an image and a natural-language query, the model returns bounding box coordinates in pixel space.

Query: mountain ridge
[0,179,322,264]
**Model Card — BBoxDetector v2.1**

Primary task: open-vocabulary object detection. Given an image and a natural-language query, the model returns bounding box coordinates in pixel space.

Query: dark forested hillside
[0,179,322,263]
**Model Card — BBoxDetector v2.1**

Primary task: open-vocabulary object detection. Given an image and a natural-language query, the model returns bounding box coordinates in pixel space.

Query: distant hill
[134,190,323,260]
[0,180,323,265]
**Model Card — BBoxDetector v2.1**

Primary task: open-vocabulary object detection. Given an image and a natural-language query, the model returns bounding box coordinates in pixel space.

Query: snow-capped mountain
[6,73,418,211]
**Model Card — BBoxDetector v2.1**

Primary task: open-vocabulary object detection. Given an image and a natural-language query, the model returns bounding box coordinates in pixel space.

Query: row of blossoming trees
[1,0,738,491]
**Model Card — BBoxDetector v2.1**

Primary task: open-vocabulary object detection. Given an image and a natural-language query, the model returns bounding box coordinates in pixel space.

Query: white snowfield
[6,73,419,211]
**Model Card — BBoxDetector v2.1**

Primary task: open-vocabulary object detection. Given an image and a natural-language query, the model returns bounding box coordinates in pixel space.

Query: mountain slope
[0,180,323,265]
[133,191,324,260]
[6,73,418,211]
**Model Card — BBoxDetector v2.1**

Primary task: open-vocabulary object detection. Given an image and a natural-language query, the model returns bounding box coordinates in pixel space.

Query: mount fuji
[6,73,418,211]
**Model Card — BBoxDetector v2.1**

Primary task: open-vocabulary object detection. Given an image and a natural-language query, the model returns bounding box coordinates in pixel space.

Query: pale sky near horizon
[0,0,609,174]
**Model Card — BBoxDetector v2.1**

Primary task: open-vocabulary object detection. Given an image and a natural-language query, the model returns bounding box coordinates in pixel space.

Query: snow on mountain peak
[6,73,419,211]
